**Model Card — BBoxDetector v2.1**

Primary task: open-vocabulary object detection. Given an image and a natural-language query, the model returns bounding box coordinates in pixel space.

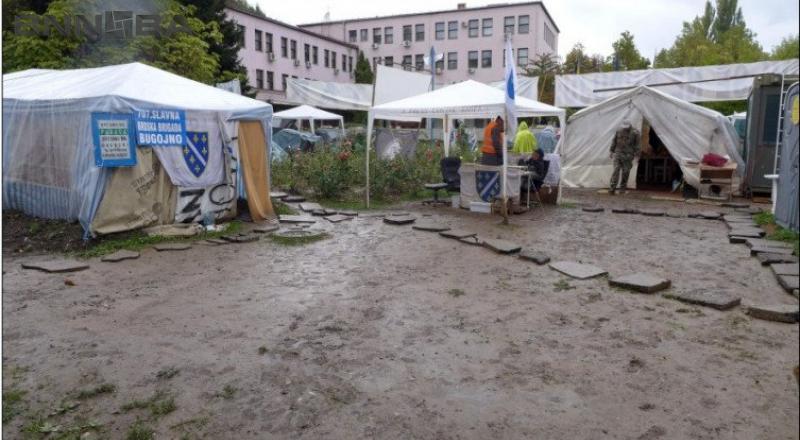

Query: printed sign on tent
[91,112,136,167]
[135,108,187,146]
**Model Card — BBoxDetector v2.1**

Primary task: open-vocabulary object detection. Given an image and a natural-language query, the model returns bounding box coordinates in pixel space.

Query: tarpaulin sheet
[238,121,274,222]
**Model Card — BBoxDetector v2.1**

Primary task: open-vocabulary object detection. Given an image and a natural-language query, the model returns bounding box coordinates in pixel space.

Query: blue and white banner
[135,108,187,147]
[92,112,136,167]
[476,170,501,202]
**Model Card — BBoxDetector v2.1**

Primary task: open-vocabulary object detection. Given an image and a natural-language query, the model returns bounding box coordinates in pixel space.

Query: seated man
[518,149,547,192]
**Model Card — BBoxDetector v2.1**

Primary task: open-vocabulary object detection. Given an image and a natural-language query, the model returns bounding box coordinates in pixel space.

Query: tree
[354,51,373,84]
[771,35,799,60]
[522,52,559,104]
[655,0,766,68]
[608,31,650,71]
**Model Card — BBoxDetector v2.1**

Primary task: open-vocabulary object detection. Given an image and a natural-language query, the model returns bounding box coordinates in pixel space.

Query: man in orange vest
[480,116,505,166]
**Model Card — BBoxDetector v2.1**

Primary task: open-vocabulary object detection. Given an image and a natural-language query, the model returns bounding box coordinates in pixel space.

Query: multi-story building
[300,2,559,85]
[225,6,359,104]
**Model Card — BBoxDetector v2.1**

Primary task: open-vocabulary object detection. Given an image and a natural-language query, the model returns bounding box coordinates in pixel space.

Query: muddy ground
[2,190,798,439]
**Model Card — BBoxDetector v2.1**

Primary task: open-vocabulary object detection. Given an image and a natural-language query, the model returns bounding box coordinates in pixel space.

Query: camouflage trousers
[609,156,633,191]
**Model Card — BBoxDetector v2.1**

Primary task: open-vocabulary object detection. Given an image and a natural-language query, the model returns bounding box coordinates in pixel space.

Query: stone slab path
[154,243,192,251]
[481,239,521,254]
[609,273,671,293]
[549,261,607,280]
[662,290,741,310]
[101,250,140,263]
[21,260,90,273]
[519,251,550,265]
[746,304,799,323]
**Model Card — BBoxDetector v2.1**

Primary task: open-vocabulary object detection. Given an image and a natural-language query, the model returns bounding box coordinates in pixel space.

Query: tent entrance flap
[238,121,275,221]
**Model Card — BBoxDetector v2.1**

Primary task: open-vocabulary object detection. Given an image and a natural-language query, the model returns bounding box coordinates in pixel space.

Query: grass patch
[121,390,176,418]
[257,346,268,355]
[447,288,465,297]
[75,221,242,259]
[2,389,27,424]
[273,201,297,216]
[558,202,577,209]
[268,232,330,246]
[754,212,799,254]
[155,367,180,381]
[217,385,237,400]
[75,383,115,400]
[553,279,575,292]
[126,420,155,440]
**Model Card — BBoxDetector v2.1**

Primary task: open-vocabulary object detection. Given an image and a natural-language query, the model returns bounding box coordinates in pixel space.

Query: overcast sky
[253,0,798,61]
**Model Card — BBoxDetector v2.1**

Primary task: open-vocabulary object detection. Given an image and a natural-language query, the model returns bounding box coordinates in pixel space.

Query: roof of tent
[561,85,744,189]
[273,104,343,121]
[370,80,564,120]
[3,62,271,117]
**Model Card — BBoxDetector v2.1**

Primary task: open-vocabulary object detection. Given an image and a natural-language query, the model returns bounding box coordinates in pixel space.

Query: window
[265,33,273,53]
[415,24,424,41]
[503,48,510,67]
[435,22,445,40]
[332,51,337,69]
[348,56,353,72]
[517,48,528,67]
[518,15,529,34]
[384,56,394,67]
[342,53,347,71]
[415,54,424,70]
[403,25,412,42]
[266,71,274,90]
[254,29,262,51]
[238,25,245,47]
[504,16,514,34]
[360,29,368,42]
[255,69,263,89]
[282,74,288,90]
[304,44,310,62]
[312,46,318,64]
[763,94,781,142]
[481,50,492,68]
[384,27,393,44]
[290,39,297,59]
[280,37,287,57]
[448,21,458,39]
[544,25,555,48]
[373,27,382,44]
[482,18,493,37]
[447,52,457,70]
[468,19,479,38]
[349,30,357,42]
[468,51,478,69]
[435,58,444,71]
[324,49,330,67]
[402,55,412,69]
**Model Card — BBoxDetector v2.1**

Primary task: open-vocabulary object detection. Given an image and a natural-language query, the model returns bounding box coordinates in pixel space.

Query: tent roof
[2,62,270,113]
[370,80,564,120]
[273,104,343,121]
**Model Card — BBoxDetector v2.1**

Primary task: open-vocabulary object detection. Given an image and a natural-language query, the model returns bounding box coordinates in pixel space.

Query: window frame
[384,56,394,67]
[290,39,297,60]
[468,50,478,69]
[481,50,492,68]
[403,25,412,42]
[518,15,530,34]
[266,71,274,90]
[349,30,357,43]
[414,53,424,71]
[435,22,445,40]
[254,29,262,51]
[415,24,424,42]
[332,51,338,69]
[517,48,528,67]
[468,19,479,38]
[373,27,382,44]
[255,69,263,89]
[280,37,287,58]
[384,27,393,44]
[324,49,330,67]
[360,29,368,42]
[312,46,318,64]
[504,16,515,35]
[447,51,457,70]
[304,43,310,63]
[448,21,458,39]
[482,18,493,37]
[265,32,273,53]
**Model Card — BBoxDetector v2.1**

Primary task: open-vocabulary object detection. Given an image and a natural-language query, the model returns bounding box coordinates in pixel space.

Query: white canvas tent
[367,80,566,205]
[3,62,274,236]
[560,85,744,189]
[273,104,345,134]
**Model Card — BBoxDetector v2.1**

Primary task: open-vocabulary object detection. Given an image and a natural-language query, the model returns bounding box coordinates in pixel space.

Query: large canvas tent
[273,104,345,133]
[367,80,566,205]
[560,86,744,189]
[3,62,274,237]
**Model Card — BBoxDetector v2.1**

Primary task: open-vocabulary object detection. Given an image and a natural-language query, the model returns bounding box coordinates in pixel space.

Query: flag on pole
[504,38,518,137]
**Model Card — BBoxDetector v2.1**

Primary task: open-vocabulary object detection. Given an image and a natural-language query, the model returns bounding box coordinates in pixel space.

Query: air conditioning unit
[468,67,476,74]
[402,40,411,48]
[267,52,275,62]
[435,67,443,75]
[334,68,340,75]
[461,21,468,28]
[293,59,300,67]
[371,43,379,49]
[305,61,312,68]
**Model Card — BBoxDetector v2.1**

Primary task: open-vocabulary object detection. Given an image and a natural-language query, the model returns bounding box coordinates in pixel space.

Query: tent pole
[502,109,509,225]
[443,115,449,157]
[366,114,372,208]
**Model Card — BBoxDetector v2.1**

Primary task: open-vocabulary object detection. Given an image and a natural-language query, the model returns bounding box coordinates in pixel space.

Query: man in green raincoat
[512,121,537,154]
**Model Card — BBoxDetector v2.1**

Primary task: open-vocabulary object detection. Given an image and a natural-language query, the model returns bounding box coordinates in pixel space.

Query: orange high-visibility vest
[482,121,498,154]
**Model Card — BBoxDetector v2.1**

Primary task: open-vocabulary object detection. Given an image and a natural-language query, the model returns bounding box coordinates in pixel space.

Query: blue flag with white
[504,38,518,137]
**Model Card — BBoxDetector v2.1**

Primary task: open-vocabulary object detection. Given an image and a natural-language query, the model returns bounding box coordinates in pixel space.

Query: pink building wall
[301,1,559,85]
[226,8,358,104]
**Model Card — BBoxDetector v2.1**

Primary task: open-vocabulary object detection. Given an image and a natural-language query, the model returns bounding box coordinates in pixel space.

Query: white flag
[504,38,518,137]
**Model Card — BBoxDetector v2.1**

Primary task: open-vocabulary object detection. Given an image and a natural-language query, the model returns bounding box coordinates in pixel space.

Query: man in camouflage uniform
[609,120,641,194]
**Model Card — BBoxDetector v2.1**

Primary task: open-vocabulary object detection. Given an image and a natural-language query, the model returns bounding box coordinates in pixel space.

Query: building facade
[300,2,559,85]
[225,7,358,104]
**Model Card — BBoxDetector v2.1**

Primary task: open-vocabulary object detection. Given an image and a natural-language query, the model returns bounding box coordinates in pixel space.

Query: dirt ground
[2,190,799,439]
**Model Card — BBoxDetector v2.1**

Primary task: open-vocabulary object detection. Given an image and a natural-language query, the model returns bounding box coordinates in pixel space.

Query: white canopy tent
[367,80,566,206]
[559,85,744,189]
[273,104,345,134]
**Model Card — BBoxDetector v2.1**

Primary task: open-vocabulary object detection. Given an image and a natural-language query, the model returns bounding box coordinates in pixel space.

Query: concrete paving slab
[279,215,316,224]
[101,250,140,263]
[750,246,795,256]
[736,207,763,214]
[22,260,90,273]
[270,191,288,199]
[756,253,799,265]
[727,229,765,238]
[729,236,748,244]
[282,195,306,203]
[299,202,324,212]
[338,210,358,216]
[310,209,328,216]
[383,215,416,225]
[611,207,639,214]
[722,202,749,208]
[222,235,259,243]
[746,304,799,323]
[519,251,550,265]
[206,238,229,245]
[549,261,607,280]
[665,210,684,218]
[640,209,666,217]
[325,215,351,223]
[772,264,799,276]
[411,222,450,232]
[582,206,604,213]
[153,243,192,251]
[697,211,722,219]
[609,273,671,293]
[777,274,799,292]
[745,238,793,249]
[662,290,741,310]
[459,236,483,246]
[440,229,477,240]
[481,239,522,254]
[252,224,280,234]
